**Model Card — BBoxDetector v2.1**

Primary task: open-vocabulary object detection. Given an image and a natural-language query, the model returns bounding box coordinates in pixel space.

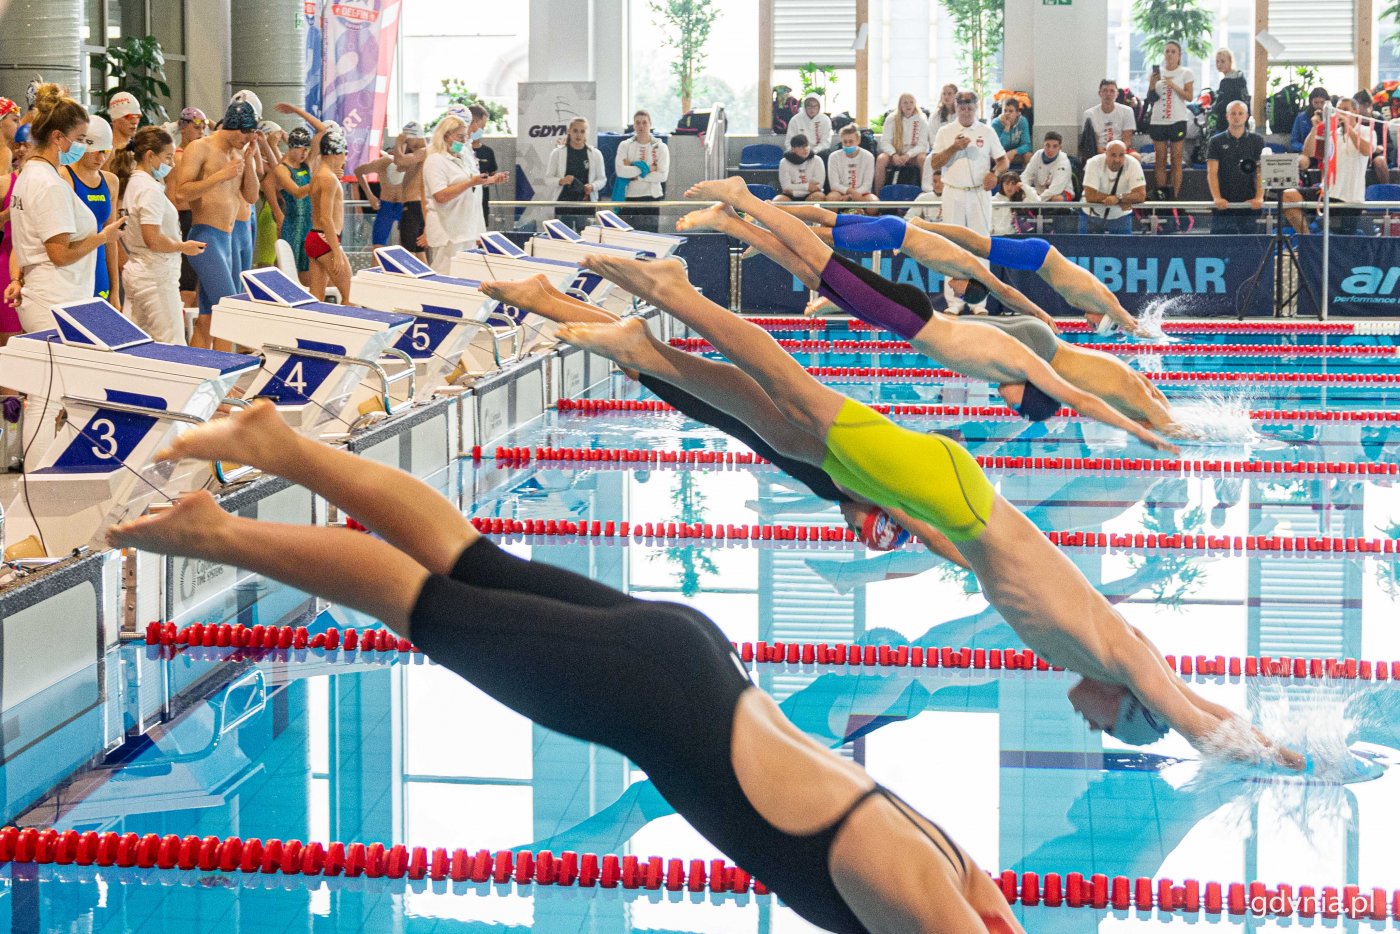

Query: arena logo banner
[517,82,597,217]
[741,234,1275,317]
[1296,236,1400,316]
[308,0,402,170]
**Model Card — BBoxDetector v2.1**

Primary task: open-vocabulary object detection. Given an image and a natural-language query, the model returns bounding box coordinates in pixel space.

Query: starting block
[528,222,651,316]
[583,209,687,258]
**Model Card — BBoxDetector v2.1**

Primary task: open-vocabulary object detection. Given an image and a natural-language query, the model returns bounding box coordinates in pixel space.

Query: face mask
[449,141,465,154]
[59,138,87,166]
[470,128,485,142]
[153,162,173,180]
[842,145,858,156]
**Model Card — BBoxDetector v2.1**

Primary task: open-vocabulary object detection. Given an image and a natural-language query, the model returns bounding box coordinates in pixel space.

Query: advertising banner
[742,234,1276,317]
[308,0,403,169]
[1297,236,1400,316]
[516,82,597,203]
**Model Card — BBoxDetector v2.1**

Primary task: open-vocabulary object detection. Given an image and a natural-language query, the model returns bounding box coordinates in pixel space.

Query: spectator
[908,166,943,221]
[65,114,119,304]
[785,94,834,155]
[991,171,1039,235]
[1146,40,1195,201]
[5,84,125,333]
[1352,89,1390,184]
[875,93,932,187]
[1022,131,1074,202]
[545,117,606,228]
[0,97,20,177]
[112,126,206,343]
[775,133,825,201]
[1284,97,1371,235]
[1289,87,1330,154]
[1210,49,1249,132]
[994,97,1032,170]
[1083,79,1137,156]
[826,125,878,205]
[473,132,501,222]
[929,90,1006,313]
[1080,139,1146,234]
[615,109,669,232]
[1205,100,1264,234]
[424,111,503,273]
[107,90,142,156]
[932,84,959,135]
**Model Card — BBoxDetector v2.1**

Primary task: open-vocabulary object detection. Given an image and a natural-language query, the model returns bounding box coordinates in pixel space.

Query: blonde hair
[889,93,921,156]
[429,115,467,156]
[1215,48,1234,71]
[31,83,87,150]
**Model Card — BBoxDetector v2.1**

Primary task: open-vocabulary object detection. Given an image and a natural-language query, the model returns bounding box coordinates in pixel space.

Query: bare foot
[684,176,751,205]
[676,202,739,233]
[479,275,566,317]
[556,317,666,373]
[580,255,690,307]
[107,490,231,559]
[803,295,838,317]
[156,398,297,472]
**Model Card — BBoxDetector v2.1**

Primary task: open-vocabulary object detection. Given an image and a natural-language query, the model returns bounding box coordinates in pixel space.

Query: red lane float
[142,621,420,653]
[0,826,1390,921]
[465,516,1399,558]
[799,364,1400,385]
[556,397,1400,424]
[670,337,1400,359]
[747,317,1384,336]
[486,444,1400,480]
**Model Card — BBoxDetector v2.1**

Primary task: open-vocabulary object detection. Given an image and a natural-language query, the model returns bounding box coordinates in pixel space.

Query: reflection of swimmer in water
[554,234,1300,766]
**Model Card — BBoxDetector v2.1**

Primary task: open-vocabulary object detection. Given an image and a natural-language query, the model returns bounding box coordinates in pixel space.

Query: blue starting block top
[54,299,151,350]
[22,327,259,375]
[375,245,434,278]
[595,210,633,230]
[242,268,317,307]
[543,219,584,242]
[478,232,527,258]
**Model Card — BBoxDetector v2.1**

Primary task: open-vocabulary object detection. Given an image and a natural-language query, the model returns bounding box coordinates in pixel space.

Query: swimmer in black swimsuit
[679,178,1177,450]
[108,400,1020,934]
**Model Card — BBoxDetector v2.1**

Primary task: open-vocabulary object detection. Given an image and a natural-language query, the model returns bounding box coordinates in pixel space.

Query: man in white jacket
[826,125,878,205]
[546,117,607,228]
[1021,131,1075,202]
[776,134,826,201]
[785,94,835,156]
[614,110,670,231]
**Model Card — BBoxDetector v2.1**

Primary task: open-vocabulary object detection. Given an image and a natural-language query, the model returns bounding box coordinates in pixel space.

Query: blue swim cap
[1106,693,1169,746]
[1016,382,1059,422]
[13,123,30,145]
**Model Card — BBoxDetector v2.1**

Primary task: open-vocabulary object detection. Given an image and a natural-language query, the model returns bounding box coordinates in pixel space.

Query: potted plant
[936,0,1003,109]
[1131,0,1213,61]
[90,35,171,123]
[434,79,510,132]
[797,62,839,110]
[650,0,719,115]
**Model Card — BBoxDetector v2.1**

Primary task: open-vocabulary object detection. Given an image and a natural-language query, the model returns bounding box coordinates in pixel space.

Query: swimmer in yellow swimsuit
[564,241,1300,770]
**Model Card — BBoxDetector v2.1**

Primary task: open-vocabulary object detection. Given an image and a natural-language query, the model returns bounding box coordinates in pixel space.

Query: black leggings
[637,374,851,504]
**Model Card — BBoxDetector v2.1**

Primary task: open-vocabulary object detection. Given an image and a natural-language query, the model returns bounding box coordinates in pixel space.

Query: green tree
[1131,0,1214,61]
[1384,0,1400,51]
[90,36,171,123]
[936,0,1003,106]
[649,0,720,114]
[435,79,511,133]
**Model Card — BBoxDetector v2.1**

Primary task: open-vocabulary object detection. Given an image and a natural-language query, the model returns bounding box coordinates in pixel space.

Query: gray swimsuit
[966,315,1060,363]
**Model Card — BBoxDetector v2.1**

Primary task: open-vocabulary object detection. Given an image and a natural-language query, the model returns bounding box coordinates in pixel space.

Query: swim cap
[83,114,113,152]
[1095,313,1120,336]
[859,508,911,551]
[962,279,990,306]
[223,101,258,132]
[401,121,424,138]
[0,98,18,120]
[179,106,207,124]
[287,126,312,149]
[230,89,263,121]
[320,124,347,156]
[14,123,31,145]
[257,120,281,137]
[1015,382,1059,422]
[108,91,141,121]
[1105,693,1169,746]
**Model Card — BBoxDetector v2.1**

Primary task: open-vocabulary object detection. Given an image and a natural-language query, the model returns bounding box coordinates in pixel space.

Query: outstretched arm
[1012,350,1177,452]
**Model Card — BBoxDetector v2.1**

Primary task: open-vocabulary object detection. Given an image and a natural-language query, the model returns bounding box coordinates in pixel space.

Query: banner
[1297,235,1400,316]
[516,82,597,204]
[302,0,324,120]
[741,234,1277,318]
[311,0,403,170]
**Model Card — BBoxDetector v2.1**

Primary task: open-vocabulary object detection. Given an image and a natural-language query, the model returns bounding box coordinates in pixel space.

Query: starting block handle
[262,343,416,420]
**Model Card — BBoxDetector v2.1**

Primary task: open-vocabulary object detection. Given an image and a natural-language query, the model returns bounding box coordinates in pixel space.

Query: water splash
[1129,298,1180,344]
[1167,389,1267,446]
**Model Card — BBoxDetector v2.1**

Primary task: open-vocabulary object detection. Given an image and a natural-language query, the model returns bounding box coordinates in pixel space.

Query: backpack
[771,85,799,134]
[859,127,878,157]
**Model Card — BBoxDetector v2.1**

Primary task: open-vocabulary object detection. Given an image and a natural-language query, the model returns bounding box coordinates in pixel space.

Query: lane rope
[670,338,1400,360]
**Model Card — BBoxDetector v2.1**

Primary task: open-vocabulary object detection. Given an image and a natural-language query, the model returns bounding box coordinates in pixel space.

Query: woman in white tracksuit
[785,94,835,155]
[876,93,933,188]
[614,110,670,232]
[113,126,207,343]
[545,117,606,229]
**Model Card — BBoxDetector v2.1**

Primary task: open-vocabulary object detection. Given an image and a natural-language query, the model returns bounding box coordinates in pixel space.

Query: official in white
[776,134,826,201]
[424,110,505,273]
[928,90,1007,313]
[876,93,932,188]
[785,94,834,155]
[826,126,878,205]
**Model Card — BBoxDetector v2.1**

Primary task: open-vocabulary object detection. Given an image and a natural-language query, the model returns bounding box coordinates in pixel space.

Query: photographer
[544,117,605,229]
[1205,100,1264,234]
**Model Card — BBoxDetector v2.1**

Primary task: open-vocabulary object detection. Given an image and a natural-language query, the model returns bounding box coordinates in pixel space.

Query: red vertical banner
[369,0,402,158]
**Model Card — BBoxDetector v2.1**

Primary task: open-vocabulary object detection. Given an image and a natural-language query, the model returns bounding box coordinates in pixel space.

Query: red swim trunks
[304,229,333,260]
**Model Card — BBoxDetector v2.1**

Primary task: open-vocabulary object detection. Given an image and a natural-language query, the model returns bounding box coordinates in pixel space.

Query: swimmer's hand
[1134,425,1180,455]
[180,240,208,257]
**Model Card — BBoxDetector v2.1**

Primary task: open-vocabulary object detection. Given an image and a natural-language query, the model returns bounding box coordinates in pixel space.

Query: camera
[1240,158,1257,174]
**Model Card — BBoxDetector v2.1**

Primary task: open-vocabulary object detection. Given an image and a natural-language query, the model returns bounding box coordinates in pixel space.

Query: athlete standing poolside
[109,400,1024,934]
[678,180,1175,448]
[563,246,1301,770]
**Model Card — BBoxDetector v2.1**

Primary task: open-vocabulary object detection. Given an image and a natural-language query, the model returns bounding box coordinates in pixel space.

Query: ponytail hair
[111,126,173,198]
[30,83,87,149]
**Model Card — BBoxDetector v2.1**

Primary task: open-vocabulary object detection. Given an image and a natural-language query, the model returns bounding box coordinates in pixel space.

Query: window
[630,0,760,135]
[396,0,529,130]
[82,0,187,116]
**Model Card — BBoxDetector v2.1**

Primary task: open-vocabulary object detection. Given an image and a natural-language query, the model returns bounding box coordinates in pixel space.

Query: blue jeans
[1078,212,1134,234]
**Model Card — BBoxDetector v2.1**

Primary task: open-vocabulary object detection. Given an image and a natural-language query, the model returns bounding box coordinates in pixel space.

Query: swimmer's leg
[686,177,835,285]
[578,255,846,441]
[480,275,619,325]
[679,201,825,290]
[904,220,993,259]
[772,202,842,227]
[899,226,1055,326]
[186,225,237,349]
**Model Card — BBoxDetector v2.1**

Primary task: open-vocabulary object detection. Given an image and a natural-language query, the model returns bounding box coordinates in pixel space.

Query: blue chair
[1365,183,1400,202]
[746,183,778,201]
[738,144,784,171]
[878,183,922,215]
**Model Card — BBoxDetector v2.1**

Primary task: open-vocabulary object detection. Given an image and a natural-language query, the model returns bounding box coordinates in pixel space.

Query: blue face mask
[59,138,87,166]
[153,162,173,180]
[842,145,859,156]
[450,141,465,154]
[470,128,485,142]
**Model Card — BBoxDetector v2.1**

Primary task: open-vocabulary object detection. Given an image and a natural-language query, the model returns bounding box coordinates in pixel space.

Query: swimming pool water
[4,327,1400,932]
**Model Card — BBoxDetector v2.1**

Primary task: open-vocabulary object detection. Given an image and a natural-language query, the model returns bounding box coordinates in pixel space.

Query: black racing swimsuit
[410,538,965,933]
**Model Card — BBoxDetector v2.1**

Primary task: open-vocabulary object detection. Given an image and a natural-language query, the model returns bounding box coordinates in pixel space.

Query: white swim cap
[108,91,141,121]
[84,114,113,152]
[230,89,263,121]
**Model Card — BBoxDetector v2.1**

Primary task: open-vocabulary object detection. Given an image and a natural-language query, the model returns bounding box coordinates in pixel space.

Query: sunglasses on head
[956,98,976,105]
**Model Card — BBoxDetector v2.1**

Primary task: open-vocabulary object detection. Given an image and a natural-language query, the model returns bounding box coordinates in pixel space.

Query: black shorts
[1148,122,1187,143]
[399,201,425,253]
[178,210,196,292]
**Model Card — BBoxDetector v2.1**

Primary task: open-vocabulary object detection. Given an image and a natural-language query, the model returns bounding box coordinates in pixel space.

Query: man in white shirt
[1079,140,1147,234]
[1022,131,1074,202]
[1082,79,1138,157]
[785,95,835,156]
[928,90,1007,313]
[826,125,878,205]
